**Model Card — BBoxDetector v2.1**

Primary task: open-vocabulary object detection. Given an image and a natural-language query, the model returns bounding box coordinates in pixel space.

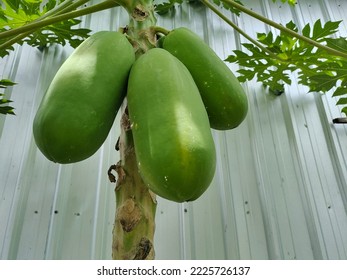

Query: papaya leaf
[332,87,347,97]
[226,19,347,115]
[0,95,13,105]
[0,0,41,29]
[325,37,347,53]
[0,0,91,57]
[0,79,16,115]
[342,107,347,116]
[0,45,14,57]
[300,19,342,43]
[154,0,184,15]
[336,97,347,106]
[23,18,90,49]
[154,0,243,15]
[0,105,15,115]
[0,79,16,88]
[212,0,244,15]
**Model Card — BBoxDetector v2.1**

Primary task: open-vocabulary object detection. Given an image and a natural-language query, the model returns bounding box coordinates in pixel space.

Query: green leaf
[0,79,17,87]
[0,0,91,57]
[227,19,347,115]
[325,37,347,53]
[226,41,291,92]
[212,0,244,15]
[302,22,311,38]
[336,97,347,105]
[271,0,297,6]
[236,69,257,82]
[0,79,16,115]
[0,97,13,104]
[311,19,341,41]
[24,18,90,49]
[0,42,15,58]
[309,73,338,92]
[0,0,40,29]
[0,106,15,115]
[154,0,244,15]
[332,87,347,97]
[155,0,184,15]
[5,0,21,12]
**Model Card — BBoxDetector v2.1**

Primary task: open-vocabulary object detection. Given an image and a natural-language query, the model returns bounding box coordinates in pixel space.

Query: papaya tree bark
[109,0,158,260]
[110,108,157,260]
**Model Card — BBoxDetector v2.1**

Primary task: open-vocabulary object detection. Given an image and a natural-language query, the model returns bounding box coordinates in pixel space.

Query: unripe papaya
[127,48,216,202]
[162,27,248,130]
[33,31,135,163]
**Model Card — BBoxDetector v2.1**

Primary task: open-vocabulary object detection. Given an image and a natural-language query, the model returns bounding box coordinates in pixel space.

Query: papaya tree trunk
[109,0,158,260]
[110,108,157,260]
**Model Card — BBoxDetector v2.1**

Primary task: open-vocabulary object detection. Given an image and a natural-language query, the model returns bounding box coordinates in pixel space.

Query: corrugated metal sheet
[1,0,347,260]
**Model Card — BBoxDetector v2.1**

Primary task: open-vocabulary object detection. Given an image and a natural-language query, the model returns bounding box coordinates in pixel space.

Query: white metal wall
[1,0,346,260]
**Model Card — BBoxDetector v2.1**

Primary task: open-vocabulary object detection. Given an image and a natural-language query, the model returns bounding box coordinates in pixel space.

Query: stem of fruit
[112,0,157,260]
[112,108,157,260]
[120,0,158,56]
[152,26,170,36]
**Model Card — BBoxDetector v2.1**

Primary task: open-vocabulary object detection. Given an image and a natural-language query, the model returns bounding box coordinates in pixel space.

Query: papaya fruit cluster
[33,27,248,203]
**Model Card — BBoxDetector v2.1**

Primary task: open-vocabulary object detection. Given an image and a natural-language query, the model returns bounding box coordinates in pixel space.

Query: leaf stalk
[217,0,347,59]
[0,0,119,41]
[201,0,281,61]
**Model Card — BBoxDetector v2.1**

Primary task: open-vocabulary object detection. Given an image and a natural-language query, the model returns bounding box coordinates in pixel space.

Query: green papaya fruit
[33,31,135,163]
[162,27,248,130]
[127,48,216,202]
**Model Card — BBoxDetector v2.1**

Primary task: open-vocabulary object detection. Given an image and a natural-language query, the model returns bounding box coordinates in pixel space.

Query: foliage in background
[226,19,347,115]
[155,0,296,15]
[0,0,90,57]
[0,79,16,115]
